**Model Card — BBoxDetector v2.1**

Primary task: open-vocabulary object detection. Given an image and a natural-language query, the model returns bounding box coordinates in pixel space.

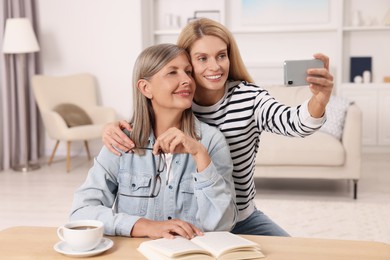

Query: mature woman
[70,43,237,239]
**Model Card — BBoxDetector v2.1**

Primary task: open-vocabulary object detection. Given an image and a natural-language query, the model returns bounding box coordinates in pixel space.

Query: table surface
[0,226,389,259]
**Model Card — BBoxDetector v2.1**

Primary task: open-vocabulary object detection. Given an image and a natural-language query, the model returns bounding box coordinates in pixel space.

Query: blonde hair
[130,44,198,152]
[177,18,253,83]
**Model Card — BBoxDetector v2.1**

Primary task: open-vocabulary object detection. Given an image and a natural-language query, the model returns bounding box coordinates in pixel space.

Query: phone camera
[288,80,293,85]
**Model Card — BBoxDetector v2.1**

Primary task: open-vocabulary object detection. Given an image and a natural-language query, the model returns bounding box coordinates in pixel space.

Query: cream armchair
[32,73,116,172]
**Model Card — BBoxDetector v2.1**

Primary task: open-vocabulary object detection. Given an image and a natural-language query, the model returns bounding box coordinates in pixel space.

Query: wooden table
[0,226,389,259]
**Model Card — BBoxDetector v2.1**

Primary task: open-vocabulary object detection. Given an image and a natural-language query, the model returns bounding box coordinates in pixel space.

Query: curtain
[0,0,43,170]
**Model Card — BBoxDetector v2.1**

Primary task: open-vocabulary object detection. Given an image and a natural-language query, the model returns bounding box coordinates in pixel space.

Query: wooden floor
[0,152,389,232]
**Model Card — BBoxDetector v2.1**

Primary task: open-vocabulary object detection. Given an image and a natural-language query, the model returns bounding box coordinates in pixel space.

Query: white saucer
[53,237,113,258]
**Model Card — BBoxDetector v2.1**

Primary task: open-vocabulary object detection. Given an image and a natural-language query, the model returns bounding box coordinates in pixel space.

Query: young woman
[102,18,334,236]
[70,43,237,239]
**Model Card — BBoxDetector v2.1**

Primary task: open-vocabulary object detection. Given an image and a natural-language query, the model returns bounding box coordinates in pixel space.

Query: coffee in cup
[57,220,104,252]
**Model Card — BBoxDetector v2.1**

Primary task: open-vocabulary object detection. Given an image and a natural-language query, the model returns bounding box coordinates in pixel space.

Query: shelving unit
[145,0,390,150]
[339,0,390,150]
[341,84,390,148]
[342,26,390,31]
[151,0,225,32]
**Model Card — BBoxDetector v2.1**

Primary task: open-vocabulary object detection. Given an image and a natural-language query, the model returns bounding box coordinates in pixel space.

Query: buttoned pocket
[118,172,152,216]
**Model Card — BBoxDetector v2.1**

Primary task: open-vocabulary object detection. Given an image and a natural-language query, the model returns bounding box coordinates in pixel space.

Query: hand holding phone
[284,59,324,86]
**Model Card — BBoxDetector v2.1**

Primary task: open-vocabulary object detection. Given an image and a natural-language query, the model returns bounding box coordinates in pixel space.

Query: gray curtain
[0,0,43,170]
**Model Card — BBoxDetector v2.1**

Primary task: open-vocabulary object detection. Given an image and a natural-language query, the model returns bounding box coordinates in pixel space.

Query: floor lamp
[2,18,41,172]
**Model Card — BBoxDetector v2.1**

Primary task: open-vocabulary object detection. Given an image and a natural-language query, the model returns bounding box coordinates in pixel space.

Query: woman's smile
[204,74,223,81]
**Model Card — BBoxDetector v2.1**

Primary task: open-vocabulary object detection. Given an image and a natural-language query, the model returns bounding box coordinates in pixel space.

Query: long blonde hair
[130,44,198,151]
[177,18,253,83]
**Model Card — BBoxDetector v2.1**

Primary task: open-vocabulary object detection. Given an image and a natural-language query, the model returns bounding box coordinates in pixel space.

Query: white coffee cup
[57,220,104,252]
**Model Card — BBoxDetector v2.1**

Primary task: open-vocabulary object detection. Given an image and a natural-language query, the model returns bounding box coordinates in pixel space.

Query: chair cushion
[53,103,93,127]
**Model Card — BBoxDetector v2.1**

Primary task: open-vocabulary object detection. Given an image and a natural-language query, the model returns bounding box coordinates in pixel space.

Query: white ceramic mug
[57,220,104,252]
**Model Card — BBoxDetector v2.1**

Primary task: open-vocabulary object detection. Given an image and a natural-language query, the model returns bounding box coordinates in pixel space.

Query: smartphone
[284,59,324,86]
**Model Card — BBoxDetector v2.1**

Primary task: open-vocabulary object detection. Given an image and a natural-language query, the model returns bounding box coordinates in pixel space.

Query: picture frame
[228,0,337,31]
[239,0,330,26]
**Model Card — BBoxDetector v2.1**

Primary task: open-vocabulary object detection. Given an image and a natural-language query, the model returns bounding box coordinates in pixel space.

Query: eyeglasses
[119,147,166,198]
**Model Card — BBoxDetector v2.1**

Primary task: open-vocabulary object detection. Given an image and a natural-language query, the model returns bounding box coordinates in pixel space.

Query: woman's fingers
[161,230,176,239]
[172,219,197,239]
[165,219,202,239]
[313,53,330,70]
[154,128,206,157]
[102,121,135,154]
[102,123,122,155]
[117,120,135,151]
[154,128,183,154]
[146,219,203,239]
[307,69,333,83]
[310,53,334,89]
[118,120,133,132]
[188,222,204,237]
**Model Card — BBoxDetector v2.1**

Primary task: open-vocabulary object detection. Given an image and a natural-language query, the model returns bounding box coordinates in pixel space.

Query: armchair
[32,73,116,172]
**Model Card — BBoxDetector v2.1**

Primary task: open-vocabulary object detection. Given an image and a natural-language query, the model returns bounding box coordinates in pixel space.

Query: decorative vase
[351,10,363,26]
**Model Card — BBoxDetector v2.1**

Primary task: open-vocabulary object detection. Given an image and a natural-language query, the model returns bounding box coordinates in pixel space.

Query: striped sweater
[192,81,325,222]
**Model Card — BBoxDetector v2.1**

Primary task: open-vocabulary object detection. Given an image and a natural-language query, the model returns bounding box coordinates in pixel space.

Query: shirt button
[169,185,173,189]
[194,177,197,181]
[168,216,172,220]
[131,183,136,187]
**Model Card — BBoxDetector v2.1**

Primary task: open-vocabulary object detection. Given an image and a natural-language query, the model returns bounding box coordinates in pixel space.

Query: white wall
[153,0,341,85]
[37,0,143,156]
[35,0,390,157]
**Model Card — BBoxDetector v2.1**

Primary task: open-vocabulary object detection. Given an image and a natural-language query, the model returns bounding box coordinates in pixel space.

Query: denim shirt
[70,119,237,237]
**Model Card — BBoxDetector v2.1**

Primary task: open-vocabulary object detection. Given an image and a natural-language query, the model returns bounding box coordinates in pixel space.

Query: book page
[191,232,263,258]
[138,236,213,259]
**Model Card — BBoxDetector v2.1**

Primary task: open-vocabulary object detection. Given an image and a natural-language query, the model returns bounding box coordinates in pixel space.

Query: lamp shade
[2,18,40,54]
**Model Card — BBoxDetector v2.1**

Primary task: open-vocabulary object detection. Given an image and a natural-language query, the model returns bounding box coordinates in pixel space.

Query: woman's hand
[306,53,334,118]
[102,120,134,155]
[132,218,204,239]
[153,128,211,172]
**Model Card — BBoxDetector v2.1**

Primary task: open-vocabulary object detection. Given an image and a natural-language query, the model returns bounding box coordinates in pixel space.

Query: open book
[137,231,265,260]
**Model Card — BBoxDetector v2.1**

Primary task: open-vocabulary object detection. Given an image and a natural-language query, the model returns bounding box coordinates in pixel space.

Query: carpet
[254,199,390,244]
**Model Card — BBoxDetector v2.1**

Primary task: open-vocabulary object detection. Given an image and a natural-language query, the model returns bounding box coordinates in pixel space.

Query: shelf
[230,26,338,34]
[154,29,182,36]
[154,26,339,36]
[343,26,390,32]
[341,83,390,89]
